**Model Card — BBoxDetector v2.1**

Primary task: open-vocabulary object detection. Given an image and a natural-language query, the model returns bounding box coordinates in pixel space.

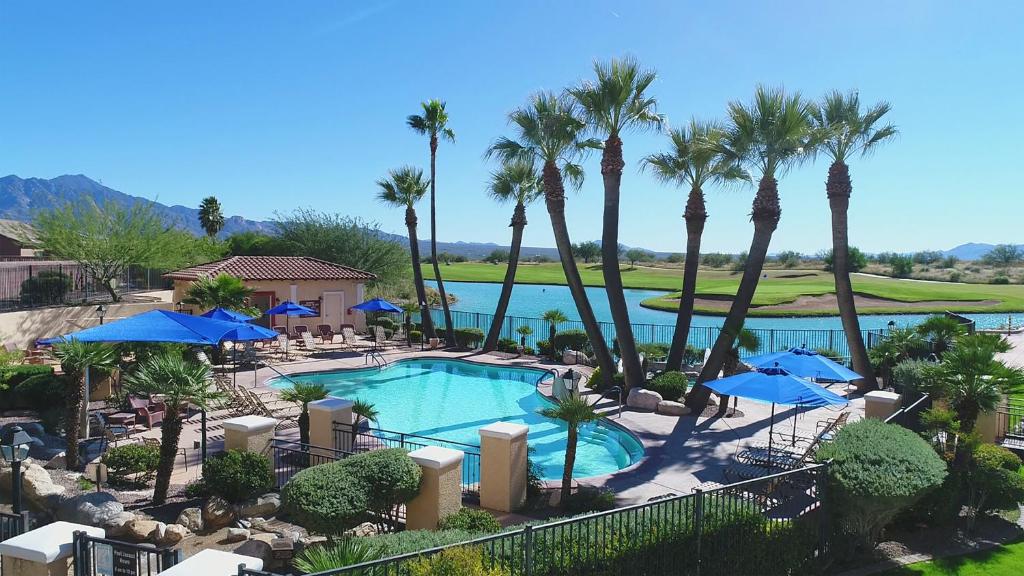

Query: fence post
[523,524,533,576]
[818,463,830,564]
[769,329,775,351]
[693,489,704,576]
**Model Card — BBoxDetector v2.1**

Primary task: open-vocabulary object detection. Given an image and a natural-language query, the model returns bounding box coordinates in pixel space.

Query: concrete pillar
[0,521,104,576]
[309,397,353,453]
[406,446,464,530]
[223,415,278,477]
[864,391,901,420]
[479,422,529,513]
[977,396,1008,444]
[157,549,263,576]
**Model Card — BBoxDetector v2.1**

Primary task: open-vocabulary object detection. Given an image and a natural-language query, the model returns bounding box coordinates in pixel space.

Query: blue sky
[1,1,1021,253]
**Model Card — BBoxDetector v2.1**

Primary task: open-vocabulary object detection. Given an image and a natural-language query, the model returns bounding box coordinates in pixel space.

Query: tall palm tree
[539,393,600,508]
[686,86,814,410]
[810,90,897,391]
[541,309,569,361]
[279,381,328,446]
[182,273,259,317]
[570,57,664,392]
[376,166,435,338]
[483,160,543,351]
[52,340,118,469]
[642,119,750,371]
[123,351,221,504]
[407,100,456,342]
[486,92,616,384]
[198,196,225,238]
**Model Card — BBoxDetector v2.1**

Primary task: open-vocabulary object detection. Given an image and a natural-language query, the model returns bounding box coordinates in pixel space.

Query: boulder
[125,519,161,542]
[57,492,125,526]
[237,493,280,518]
[158,524,188,546]
[0,461,66,509]
[104,512,139,538]
[225,527,250,543]
[562,350,579,365]
[203,496,236,530]
[627,388,662,411]
[176,507,203,532]
[656,400,691,417]
[234,538,274,567]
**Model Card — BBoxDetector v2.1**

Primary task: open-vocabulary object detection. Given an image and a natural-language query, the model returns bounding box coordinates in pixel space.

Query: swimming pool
[270,359,644,481]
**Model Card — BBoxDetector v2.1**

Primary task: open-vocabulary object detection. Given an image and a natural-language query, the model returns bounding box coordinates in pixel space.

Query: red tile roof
[164,256,376,282]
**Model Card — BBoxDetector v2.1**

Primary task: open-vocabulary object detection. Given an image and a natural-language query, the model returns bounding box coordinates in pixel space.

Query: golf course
[425,262,1024,317]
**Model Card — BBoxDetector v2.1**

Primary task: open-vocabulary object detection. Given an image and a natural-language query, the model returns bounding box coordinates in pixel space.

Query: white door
[321,291,346,330]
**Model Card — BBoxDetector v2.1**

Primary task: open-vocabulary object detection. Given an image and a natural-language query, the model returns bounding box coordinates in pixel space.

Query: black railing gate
[72,531,181,576]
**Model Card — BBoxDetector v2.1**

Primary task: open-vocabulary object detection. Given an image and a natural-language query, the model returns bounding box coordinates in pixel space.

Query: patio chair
[372,325,395,350]
[292,325,309,340]
[731,413,846,479]
[341,326,368,351]
[94,413,132,451]
[317,324,336,344]
[300,331,318,353]
[142,437,188,470]
[129,396,166,428]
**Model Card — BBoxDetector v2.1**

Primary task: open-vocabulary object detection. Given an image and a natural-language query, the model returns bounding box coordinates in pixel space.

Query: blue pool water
[271,359,644,480]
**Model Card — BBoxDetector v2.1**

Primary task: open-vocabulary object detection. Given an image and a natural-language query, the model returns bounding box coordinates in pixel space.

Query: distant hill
[942,243,1024,261]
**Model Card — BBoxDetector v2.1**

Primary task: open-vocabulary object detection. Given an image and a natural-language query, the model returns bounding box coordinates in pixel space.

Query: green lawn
[881,540,1024,575]
[426,262,1024,317]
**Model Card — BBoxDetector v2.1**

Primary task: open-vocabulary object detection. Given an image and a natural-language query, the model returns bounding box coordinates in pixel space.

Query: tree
[181,273,259,317]
[35,200,178,301]
[982,244,1022,268]
[52,340,118,469]
[811,90,897,392]
[890,254,914,277]
[351,399,379,447]
[483,249,511,264]
[624,248,653,268]
[198,196,225,238]
[572,241,601,263]
[486,92,616,383]
[821,246,868,272]
[776,250,802,268]
[482,161,543,351]
[569,57,663,392]
[376,167,435,338]
[408,100,457,344]
[225,231,278,256]
[539,393,600,508]
[123,352,221,504]
[279,381,329,446]
[542,309,568,361]
[912,250,943,265]
[915,315,967,356]
[516,325,534,348]
[687,86,814,410]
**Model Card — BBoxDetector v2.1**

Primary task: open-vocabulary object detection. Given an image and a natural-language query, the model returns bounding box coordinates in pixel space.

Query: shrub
[522,346,536,356]
[892,358,933,396]
[409,546,510,576]
[359,529,487,557]
[949,271,962,282]
[20,270,72,305]
[409,330,423,343]
[0,348,24,368]
[816,419,947,553]
[496,338,518,353]
[991,275,1010,285]
[890,255,914,278]
[552,329,589,354]
[0,364,54,393]
[635,342,669,359]
[10,370,62,410]
[282,461,369,536]
[340,448,421,526]
[438,508,501,533]
[683,345,706,366]
[453,328,485,349]
[562,487,616,515]
[586,366,623,394]
[293,539,382,574]
[647,371,689,401]
[201,449,274,503]
[536,340,551,357]
[700,252,733,267]
[967,444,1024,515]
[371,316,398,331]
[102,443,160,484]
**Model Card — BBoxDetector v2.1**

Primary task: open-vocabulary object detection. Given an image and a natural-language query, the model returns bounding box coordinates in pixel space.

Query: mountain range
[0,174,1013,260]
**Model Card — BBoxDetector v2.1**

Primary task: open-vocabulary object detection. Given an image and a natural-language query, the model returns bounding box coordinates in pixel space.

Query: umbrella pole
[768,403,775,468]
[792,404,799,446]
[285,317,290,361]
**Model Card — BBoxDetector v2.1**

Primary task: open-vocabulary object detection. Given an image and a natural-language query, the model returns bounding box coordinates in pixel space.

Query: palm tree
[52,340,118,469]
[408,100,456,342]
[198,196,225,238]
[279,381,329,446]
[182,273,259,317]
[516,325,534,349]
[686,86,814,410]
[868,327,927,386]
[539,393,600,508]
[926,334,1023,433]
[916,315,968,357]
[569,57,663,392]
[486,92,616,384]
[718,328,761,412]
[541,309,569,361]
[376,166,435,339]
[350,399,379,447]
[123,351,221,504]
[810,90,898,391]
[642,119,750,371]
[483,160,543,351]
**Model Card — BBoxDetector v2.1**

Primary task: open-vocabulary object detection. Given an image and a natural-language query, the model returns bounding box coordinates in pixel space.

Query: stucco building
[0,219,40,258]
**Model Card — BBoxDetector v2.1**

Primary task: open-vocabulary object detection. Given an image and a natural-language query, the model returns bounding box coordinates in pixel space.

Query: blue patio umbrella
[350,298,402,313]
[745,347,862,383]
[200,307,255,323]
[41,309,276,345]
[264,301,317,360]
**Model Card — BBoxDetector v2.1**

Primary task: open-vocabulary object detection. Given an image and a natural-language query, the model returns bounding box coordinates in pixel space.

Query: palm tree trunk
[686,177,780,410]
[561,426,578,507]
[429,135,455,342]
[542,161,616,384]
[153,406,183,505]
[600,137,643,391]
[828,161,876,391]
[666,186,708,371]
[484,202,526,351]
[407,207,435,338]
[63,374,84,469]
[298,406,310,446]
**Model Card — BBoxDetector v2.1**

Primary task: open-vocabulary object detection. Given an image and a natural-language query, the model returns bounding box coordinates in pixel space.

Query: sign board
[93,541,141,576]
[95,543,113,576]
[299,299,321,316]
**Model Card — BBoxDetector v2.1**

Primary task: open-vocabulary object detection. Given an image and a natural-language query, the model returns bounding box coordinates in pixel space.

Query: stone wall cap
[479,422,529,440]
[0,521,104,563]
[157,549,264,576]
[309,397,354,412]
[222,415,278,433]
[408,446,464,470]
[864,391,901,402]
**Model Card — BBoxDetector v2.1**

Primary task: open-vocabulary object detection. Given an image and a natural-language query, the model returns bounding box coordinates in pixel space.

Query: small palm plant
[542,309,568,360]
[123,351,222,504]
[293,539,381,574]
[182,273,259,317]
[539,393,600,508]
[279,382,329,446]
[52,339,119,469]
[351,399,380,447]
[516,325,534,349]
[915,315,967,357]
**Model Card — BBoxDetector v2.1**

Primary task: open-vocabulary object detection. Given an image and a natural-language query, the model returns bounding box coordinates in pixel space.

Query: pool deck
[233,345,865,506]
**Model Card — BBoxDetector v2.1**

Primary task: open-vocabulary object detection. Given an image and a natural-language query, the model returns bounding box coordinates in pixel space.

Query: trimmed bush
[439,508,501,533]
[968,444,1024,514]
[635,342,669,359]
[646,371,689,401]
[282,461,369,536]
[371,316,398,331]
[0,364,54,393]
[553,330,590,354]
[409,547,510,576]
[891,359,931,396]
[20,270,71,305]
[453,328,485,349]
[496,338,519,353]
[991,276,1010,285]
[10,370,62,410]
[586,366,624,394]
[562,487,616,515]
[201,449,274,503]
[409,329,423,343]
[341,448,421,525]
[102,443,160,484]
[816,419,947,553]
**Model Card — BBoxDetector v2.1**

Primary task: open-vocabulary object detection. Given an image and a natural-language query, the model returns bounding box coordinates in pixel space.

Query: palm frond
[570,56,663,137]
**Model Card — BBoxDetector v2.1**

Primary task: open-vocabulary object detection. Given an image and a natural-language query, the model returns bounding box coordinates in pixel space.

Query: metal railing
[72,531,181,576]
[0,511,28,575]
[996,399,1024,449]
[885,393,932,433]
[333,421,482,498]
[0,262,162,312]
[271,438,353,488]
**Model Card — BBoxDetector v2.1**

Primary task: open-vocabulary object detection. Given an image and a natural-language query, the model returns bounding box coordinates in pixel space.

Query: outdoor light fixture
[2,425,33,514]
[887,320,896,331]
[174,301,184,313]
[419,301,427,351]
[96,304,108,325]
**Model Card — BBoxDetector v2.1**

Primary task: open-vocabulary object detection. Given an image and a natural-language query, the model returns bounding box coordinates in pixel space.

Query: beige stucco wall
[0,299,173,349]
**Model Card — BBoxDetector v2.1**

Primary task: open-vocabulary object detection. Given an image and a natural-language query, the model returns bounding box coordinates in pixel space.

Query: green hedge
[201,449,274,503]
[5,368,61,411]
[0,364,54,393]
[496,338,519,353]
[438,508,501,533]
[453,328,485,349]
[102,443,160,485]
[647,371,689,401]
[553,330,590,354]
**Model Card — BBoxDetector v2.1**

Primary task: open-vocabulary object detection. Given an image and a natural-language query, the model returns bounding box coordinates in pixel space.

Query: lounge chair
[372,325,395,350]
[729,412,848,480]
[300,331,318,353]
[129,396,166,428]
[341,326,368,351]
[317,324,336,344]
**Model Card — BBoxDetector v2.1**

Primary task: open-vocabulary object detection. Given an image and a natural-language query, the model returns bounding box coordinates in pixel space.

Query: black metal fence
[996,399,1024,450]
[0,261,163,311]
[884,393,932,434]
[271,438,352,488]
[240,464,829,576]
[72,531,181,576]
[0,511,28,575]
[333,421,482,498]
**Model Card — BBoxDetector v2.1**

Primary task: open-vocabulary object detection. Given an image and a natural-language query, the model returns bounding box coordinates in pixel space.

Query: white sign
[95,543,114,576]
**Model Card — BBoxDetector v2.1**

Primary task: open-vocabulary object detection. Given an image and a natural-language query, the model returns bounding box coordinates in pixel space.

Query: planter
[429,338,441,350]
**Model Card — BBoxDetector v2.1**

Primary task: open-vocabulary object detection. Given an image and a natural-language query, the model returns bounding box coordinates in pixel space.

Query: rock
[234,538,273,566]
[104,512,139,538]
[562,350,579,364]
[202,496,236,530]
[237,493,280,518]
[57,492,125,525]
[125,519,160,542]
[42,453,67,469]
[157,524,188,546]
[176,507,203,532]
[350,522,378,537]
[656,400,691,417]
[0,461,66,509]
[627,388,662,411]
[225,528,250,543]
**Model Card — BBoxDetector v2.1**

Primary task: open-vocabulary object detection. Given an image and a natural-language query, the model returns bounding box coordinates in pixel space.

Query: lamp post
[887,320,896,333]
[96,304,108,325]
[2,426,32,514]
